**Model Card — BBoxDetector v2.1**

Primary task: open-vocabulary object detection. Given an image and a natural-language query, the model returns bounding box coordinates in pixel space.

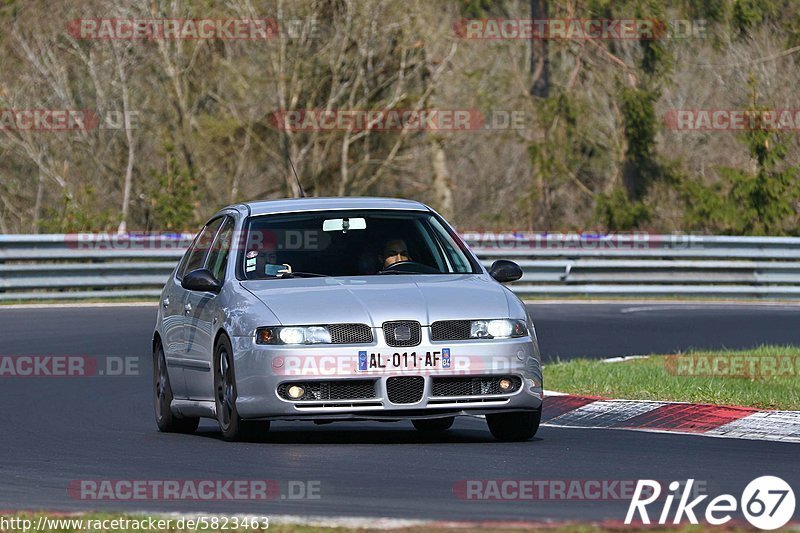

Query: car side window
[206,217,235,281]
[426,217,472,273]
[177,217,224,280]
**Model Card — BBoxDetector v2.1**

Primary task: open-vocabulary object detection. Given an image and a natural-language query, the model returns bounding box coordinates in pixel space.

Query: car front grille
[431,376,522,397]
[328,323,373,344]
[278,380,377,401]
[430,320,472,341]
[382,321,421,347]
[386,376,424,404]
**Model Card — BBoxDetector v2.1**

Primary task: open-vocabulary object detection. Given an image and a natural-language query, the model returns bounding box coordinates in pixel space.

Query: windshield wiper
[277,271,329,278]
[377,269,423,275]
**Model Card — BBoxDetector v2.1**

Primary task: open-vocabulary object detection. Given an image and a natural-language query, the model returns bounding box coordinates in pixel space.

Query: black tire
[412,417,455,432]
[153,342,199,434]
[486,408,541,442]
[214,335,270,442]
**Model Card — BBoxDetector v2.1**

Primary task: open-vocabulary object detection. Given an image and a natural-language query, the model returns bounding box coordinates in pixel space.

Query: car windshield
[239,210,479,279]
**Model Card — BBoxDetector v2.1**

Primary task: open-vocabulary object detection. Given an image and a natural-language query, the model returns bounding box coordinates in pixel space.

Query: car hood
[240,274,511,326]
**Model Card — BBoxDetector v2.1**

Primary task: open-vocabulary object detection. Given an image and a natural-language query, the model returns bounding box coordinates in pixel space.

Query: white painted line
[267,514,430,529]
[0,302,157,310]
[525,299,800,307]
[603,398,679,404]
[37,511,612,530]
[620,303,800,313]
[137,512,430,530]
[600,355,650,363]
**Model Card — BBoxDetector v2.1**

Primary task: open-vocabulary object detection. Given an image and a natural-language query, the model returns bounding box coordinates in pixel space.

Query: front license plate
[357,349,450,371]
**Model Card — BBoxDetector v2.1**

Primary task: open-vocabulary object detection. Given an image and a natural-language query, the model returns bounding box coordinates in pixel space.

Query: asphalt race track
[0,302,798,524]
[529,302,800,361]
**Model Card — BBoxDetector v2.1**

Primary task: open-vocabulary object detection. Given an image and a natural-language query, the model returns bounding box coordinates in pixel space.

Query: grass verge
[545,345,800,410]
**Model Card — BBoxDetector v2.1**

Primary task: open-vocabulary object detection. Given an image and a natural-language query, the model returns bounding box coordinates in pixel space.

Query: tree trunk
[530,0,549,98]
[430,137,453,218]
[110,40,136,234]
[32,173,44,233]
[230,131,251,204]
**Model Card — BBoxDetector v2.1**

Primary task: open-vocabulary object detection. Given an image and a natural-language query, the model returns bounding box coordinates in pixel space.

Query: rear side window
[177,217,224,280]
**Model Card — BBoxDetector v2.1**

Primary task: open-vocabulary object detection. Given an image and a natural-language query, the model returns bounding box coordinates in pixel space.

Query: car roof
[240,197,432,216]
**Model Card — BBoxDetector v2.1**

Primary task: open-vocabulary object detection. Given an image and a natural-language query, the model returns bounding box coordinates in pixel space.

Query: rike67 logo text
[626,476,795,530]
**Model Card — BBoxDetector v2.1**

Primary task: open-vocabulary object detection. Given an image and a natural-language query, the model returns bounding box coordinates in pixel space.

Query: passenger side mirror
[489,260,523,283]
[181,269,222,293]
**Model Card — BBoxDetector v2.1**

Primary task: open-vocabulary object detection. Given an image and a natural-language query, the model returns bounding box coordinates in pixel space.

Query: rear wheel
[412,417,455,432]
[214,335,269,442]
[486,408,541,442]
[153,342,199,434]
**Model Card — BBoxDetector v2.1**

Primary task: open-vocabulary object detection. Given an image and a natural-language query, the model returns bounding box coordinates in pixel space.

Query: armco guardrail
[0,234,189,301]
[1,232,800,300]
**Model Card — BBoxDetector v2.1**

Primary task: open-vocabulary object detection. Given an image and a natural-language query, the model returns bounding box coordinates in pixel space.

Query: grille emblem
[383,320,420,347]
[394,324,412,341]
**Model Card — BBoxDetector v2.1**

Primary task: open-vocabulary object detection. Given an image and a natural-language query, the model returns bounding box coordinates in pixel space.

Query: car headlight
[256,326,332,345]
[469,319,527,339]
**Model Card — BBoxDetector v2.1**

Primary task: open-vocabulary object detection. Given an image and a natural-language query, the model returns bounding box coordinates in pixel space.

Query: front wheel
[486,408,541,442]
[153,342,199,434]
[412,417,455,432]
[214,335,269,442]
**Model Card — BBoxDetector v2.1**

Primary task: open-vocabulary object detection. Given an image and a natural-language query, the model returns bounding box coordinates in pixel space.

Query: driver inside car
[380,238,411,268]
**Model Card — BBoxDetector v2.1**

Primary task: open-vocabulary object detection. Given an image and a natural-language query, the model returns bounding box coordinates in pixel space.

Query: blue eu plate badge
[358,351,368,371]
[442,348,451,369]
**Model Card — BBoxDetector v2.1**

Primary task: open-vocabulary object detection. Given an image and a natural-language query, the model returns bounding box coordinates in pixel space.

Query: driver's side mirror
[181,268,222,293]
[489,260,523,283]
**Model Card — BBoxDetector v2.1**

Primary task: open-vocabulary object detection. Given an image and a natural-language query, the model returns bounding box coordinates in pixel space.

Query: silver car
[152,197,543,441]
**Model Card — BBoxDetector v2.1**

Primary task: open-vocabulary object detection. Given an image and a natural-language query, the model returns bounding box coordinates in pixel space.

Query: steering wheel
[383,260,415,270]
[381,260,441,274]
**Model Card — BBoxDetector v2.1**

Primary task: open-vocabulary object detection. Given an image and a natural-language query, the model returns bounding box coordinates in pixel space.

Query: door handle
[184,302,192,314]
[162,297,170,308]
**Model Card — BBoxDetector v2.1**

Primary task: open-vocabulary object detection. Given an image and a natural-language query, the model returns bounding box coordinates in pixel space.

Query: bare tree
[111,38,137,234]
[530,0,549,97]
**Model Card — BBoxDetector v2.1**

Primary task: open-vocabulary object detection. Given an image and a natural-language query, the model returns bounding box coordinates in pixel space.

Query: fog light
[287,385,305,399]
[498,377,513,391]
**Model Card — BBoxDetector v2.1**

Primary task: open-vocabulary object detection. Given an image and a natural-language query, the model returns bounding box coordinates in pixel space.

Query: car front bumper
[231,335,543,420]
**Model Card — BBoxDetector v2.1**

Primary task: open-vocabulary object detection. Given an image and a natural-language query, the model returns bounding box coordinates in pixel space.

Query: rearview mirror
[489,260,523,283]
[181,269,222,293]
[323,217,366,232]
